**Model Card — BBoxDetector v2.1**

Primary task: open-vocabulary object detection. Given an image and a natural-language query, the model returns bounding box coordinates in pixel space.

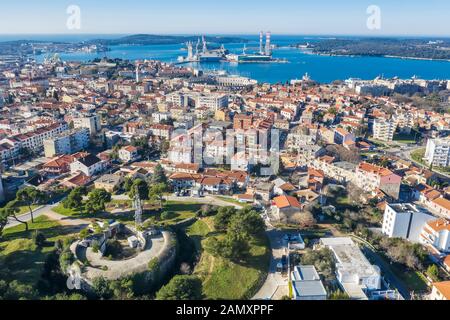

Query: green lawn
[52,203,82,217]
[16,205,40,215]
[0,215,77,287]
[214,196,244,206]
[0,203,40,216]
[3,215,61,239]
[187,218,270,300]
[410,148,450,174]
[411,148,426,164]
[374,251,429,293]
[367,138,389,149]
[393,132,419,144]
[390,263,429,292]
[144,201,201,227]
[53,200,201,226]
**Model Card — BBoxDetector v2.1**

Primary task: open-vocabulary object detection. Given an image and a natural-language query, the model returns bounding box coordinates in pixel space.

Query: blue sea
[3,34,450,83]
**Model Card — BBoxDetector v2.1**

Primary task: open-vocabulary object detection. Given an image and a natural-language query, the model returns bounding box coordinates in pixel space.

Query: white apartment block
[420,218,450,254]
[215,75,257,88]
[424,138,450,167]
[373,118,396,142]
[73,114,101,135]
[382,203,435,242]
[0,122,69,159]
[43,128,90,158]
[286,126,318,152]
[152,112,171,124]
[195,93,229,111]
[166,91,192,108]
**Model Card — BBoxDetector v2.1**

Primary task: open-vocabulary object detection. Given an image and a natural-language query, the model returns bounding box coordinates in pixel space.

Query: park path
[6,202,90,230]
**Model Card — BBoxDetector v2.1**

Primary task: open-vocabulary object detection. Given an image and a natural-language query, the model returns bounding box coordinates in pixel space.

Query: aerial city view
[1,0,450,308]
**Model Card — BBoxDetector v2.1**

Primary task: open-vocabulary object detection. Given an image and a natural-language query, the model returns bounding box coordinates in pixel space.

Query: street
[252,228,289,300]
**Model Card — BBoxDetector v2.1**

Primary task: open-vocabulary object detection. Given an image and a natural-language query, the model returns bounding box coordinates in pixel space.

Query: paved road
[386,145,450,180]
[252,228,289,300]
[6,201,90,230]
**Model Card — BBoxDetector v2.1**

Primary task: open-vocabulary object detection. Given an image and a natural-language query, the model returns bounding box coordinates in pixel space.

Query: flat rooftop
[320,237,380,278]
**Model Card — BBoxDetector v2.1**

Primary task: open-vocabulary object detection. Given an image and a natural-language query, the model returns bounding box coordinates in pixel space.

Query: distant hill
[306,38,450,60]
[90,34,248,46]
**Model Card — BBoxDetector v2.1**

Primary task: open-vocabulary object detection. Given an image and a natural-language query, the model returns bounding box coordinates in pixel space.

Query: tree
[92,276,113,300]
[85,189,112,213]
[301,248,336,281]
[426,264,440,282]
[63,187,87,211]
[16,187,46,223]
[129,179,149,200]
[32,230,46,247]
[213,207,236,231]
[156,275,202,300]
[329,290,350,300]
[0,200,27,234]
[152,164,167,185]
[160,139,170,156]
[205,232,250,263]
[228,209,265,238]
[290,210,316,228]
[109,278,134,300]
[131,136,154,160]
[221,233,250,262]
[149,183,167,209]
[123,177,133,192]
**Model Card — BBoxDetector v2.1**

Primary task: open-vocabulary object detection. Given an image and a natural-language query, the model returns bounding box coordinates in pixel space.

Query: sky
[0,0,449,36]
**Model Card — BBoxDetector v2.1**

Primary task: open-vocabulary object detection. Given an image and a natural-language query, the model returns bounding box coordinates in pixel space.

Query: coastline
[297,49,450,62]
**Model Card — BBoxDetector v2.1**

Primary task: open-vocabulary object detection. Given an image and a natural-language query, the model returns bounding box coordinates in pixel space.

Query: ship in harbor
[226,31,275,63]
[178,36,228,63]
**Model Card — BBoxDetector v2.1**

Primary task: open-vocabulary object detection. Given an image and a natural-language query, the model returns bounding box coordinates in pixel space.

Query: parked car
[276,262,283,273]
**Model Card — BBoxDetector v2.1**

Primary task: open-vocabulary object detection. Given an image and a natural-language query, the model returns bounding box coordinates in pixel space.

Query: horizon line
[1,32,450,38]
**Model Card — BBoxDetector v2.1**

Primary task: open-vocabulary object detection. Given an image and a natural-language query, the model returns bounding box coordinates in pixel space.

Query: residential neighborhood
[1,28,450,303]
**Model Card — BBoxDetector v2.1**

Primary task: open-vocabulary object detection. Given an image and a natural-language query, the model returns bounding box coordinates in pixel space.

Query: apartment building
[420,218,450,253]
[0,122,69,160]
[382,203,435,242]
[195,93,228,111]
[286,125,318,152]
[355,162,402,200]
[73,114,101,135]
[430,281,450,300]
[43,128,90,158]
[373,118,396,142]
[118,145,140,163]
[334,128,355,146]
[424,138,450,167]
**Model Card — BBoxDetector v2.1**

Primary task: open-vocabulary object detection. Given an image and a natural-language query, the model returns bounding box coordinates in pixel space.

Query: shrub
[161,211,176,220]
[32,231,46,247]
